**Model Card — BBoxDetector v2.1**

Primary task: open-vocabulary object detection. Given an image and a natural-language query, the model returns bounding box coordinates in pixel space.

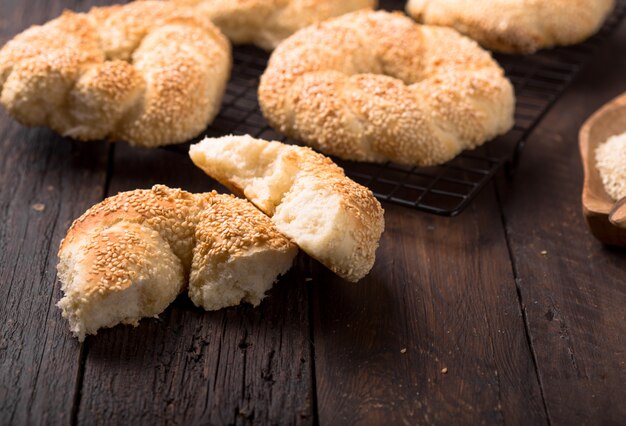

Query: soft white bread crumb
[596,132,626,200]
[189,135,385,282]
[57,185,296,341]
[188,193,297,310]
[189,247,295,310]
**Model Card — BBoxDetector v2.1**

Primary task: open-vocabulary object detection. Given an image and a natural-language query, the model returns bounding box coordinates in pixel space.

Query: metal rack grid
[170,0,626,216]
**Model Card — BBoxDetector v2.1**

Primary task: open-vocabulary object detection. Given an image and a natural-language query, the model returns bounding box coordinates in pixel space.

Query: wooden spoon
[579,92,626,247]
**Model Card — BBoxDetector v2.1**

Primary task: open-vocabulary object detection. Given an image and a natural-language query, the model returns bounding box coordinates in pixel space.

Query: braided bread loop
[0,1,231,147]
[259,10,515,166]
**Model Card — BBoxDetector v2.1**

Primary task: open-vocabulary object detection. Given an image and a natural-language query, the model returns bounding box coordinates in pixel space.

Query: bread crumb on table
[441,367,448,374]
[540,250,548,255]
[31,203,45,212]
[400,348,407,354]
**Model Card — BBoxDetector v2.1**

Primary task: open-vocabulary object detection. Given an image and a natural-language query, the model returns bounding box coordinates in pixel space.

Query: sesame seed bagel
[0,1,231,147]
[166,0,376,50]
[258,10,515,166]
[596,132,626,201]
[406,0,614,54]
[190,135,385,282]
[57,185,296,341]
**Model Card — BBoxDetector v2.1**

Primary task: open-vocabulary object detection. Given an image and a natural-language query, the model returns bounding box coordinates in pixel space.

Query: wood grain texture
[0,0,112,424]
[76,145,314,425]
[0,122,109,425]
[312,192,547,425]
[495,19,626,425]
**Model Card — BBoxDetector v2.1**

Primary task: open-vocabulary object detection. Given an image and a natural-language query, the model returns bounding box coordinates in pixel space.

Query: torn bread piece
[189,135,385,282]
[57,185,296,341]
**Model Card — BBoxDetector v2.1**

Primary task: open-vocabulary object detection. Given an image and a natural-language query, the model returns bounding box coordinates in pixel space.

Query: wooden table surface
[1,1,625,425]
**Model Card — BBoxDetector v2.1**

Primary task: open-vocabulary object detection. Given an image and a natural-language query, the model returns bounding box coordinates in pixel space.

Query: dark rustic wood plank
[0,123,109,425]
[76,144,314,425]
[312,190,547,425]
[495,19,626,425]
[0,0,113,424]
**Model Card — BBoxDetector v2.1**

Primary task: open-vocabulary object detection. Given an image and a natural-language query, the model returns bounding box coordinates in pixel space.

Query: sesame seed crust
[406,0,615,54]
[167,0,376,50]
[0,1,231,147]
[190,135,385,282]
[57,185,296,340]
[258,10,515,166]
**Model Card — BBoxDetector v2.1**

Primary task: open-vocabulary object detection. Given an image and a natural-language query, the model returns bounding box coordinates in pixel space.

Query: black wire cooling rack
[170,0,626,216]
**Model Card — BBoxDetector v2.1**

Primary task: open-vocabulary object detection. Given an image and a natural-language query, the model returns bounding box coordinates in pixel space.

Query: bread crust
[0,1,231,147]
[167,0,377,50]
[406,0,615,54]
[258,10,515,166]
[57,185,296,340]
[190,135,385,282]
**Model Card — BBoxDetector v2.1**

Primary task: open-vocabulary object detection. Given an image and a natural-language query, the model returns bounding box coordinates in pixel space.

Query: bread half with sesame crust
[57,185,297,341]
[189,135,385,282]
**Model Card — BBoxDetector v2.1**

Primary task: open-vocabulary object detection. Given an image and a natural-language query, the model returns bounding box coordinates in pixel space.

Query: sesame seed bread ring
[57,185,296,341]
[258,10,515,166]
[0,1,231,147]
[189,135,385,282]
[167,0,377,50]
[406,0,614,54]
